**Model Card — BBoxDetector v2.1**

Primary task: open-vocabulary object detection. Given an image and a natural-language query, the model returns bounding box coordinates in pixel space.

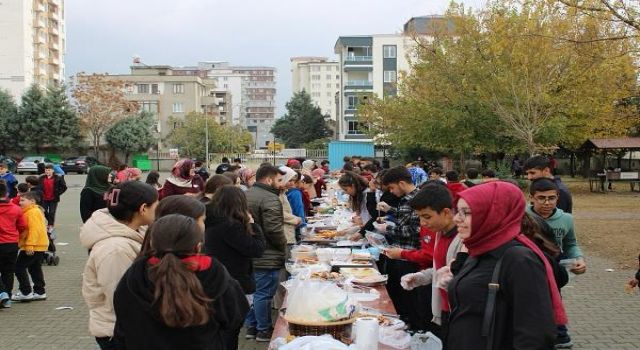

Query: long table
[270,283,401,349]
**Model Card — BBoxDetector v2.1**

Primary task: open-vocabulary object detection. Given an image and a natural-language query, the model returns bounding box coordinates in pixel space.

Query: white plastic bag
[410,332,442,350]
[271,335,351,350]
[285,280,358,323]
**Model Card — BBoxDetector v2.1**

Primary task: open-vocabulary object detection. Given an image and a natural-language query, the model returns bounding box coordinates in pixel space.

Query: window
[327,92,332,97]
[347,96,359,109]
[325,66,332,71]
[327,83,332,88]
[383,70,397,83]
[326,74,332,80]
[336,75,340,80]
[336,83,340,88]
[173,83,184,94]
[383,45,397,59]
[312,66,321,72]
[137,84,149,94]
[312,83,321,89]
[172,102,184,113]
[311,75,321,81]
[151,84,159,94]
[139,101,158,113]
[348,121,362,135]
[312,92,321,97]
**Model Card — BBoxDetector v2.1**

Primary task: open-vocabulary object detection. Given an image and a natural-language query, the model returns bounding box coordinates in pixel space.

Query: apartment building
[0,0,66,99]
[175,62,277,148]
[104,65,223,146]
[290,57,340,121]
[333,15,447,141]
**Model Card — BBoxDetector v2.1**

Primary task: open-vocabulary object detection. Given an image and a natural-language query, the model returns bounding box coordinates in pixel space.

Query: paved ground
[0,174,638,349]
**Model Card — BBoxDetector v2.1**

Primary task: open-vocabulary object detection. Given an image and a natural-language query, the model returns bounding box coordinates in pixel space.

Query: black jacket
[554,177,572,214]
[113,256,249,350]
[447,241,556,350]
[204,216,266,294]
[36,174,67,202]
[79,188,107,223]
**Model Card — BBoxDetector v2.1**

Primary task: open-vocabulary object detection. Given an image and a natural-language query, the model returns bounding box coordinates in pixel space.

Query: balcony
[50,10,60,21]
[35,17,47,28]
[344,55,373,66]
[35,3,46,12]
[50,26,59,36]
[50,56,59,65]
[246,100,276,108]
[345,80,373,90]
[50,41,59,51]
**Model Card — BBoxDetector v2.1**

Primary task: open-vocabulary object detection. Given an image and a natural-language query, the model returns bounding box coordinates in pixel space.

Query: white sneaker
[32,293,47,301]
[11,292,34,302]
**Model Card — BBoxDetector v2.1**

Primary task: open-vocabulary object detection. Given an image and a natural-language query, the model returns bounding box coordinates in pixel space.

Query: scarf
[459,181,567,325]
[84,165,112,195]
[171,159,194,180]
[148,254,212,272]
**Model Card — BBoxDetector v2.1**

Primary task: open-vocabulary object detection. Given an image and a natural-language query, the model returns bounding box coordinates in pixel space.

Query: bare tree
[71,74,138,161]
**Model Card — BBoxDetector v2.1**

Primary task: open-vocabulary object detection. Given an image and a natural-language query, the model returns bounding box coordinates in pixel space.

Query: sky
[66,0,485,117]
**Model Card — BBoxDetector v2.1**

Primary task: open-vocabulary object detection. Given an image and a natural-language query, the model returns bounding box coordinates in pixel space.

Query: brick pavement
[0,174,637,349]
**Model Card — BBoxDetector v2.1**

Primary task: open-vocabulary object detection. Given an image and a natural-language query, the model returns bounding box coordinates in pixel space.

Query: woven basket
[284,316,355,338]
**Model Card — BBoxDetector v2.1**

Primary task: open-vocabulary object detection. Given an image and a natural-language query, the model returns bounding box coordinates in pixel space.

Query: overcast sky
[66,0,485,116]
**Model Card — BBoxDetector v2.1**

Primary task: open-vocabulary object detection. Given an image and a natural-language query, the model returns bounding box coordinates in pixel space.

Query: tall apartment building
[333,15,447,141]
[187,62,277,149]
[103,65,225,147]
[0,0,66,99]
[290,57,340,121]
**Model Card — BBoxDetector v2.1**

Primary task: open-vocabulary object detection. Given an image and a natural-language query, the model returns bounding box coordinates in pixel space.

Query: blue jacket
[286,188,306,227]
[0,172,18,198]
[53,164,65,176]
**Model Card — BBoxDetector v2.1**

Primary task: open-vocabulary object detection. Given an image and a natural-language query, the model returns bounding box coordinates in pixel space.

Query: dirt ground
[563,180,640,270]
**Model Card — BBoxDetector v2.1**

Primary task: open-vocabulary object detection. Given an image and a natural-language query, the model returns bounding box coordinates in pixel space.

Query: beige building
[290,57,340,121]
[105,65,226,146]
[334,15,447,141]
[0,0,66,99]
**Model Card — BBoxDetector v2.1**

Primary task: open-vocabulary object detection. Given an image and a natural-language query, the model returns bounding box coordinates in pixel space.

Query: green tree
[105,111,156,164]
[45,84,81,150]
[166,112,253,159]
[361,0,638,156]
[0,89,19,153]
[16,84,51,153]
[271,91,333,148]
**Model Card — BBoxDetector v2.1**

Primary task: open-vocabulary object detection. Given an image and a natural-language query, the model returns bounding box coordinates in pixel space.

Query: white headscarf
[279,166,297,184]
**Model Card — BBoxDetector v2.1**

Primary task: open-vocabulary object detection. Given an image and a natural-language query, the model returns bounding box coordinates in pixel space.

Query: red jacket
[0,202,26,244]
[400,226,436,270]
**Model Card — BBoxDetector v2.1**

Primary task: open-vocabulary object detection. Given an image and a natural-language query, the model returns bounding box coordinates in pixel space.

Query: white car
[17,156,52,174]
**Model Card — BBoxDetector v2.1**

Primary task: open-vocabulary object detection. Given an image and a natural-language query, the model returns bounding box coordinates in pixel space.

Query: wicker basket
[284,316,355,339]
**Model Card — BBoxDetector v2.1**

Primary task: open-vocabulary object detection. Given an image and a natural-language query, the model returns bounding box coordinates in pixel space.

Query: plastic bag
[365,231,389,249]
[285,280,358,323]
[410,332,442,350]
[271,335,351,350]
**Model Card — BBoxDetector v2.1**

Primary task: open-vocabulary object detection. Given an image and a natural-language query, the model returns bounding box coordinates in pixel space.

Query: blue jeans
[245,268,280,331]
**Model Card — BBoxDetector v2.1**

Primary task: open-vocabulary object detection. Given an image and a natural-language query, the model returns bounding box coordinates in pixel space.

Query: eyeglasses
[454,208,472,221]
[533,195,558,204]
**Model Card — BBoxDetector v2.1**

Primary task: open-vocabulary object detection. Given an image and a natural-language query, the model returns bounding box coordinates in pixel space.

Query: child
[298,173,314,217]
[12,191,49,301]
[428,167,447,184]
[10,183,29,206]
[526,177,585,349]
[0,162,17,198]
[37,164,67,227]
[113,214,248,349]
[397,182,464,338]
[25,175,39,191]
[0,180,26,307]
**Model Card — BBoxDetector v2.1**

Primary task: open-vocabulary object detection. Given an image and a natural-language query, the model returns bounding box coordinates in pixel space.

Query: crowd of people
[0,153,634,350]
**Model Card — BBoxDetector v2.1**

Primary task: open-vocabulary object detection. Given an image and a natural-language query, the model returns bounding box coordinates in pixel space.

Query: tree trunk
[125,152,130,165]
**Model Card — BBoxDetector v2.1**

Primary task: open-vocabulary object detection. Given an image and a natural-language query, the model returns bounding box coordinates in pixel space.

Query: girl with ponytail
[113,214,248,350]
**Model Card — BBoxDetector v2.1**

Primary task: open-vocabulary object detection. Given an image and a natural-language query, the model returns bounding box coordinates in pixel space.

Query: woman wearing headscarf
[311,168,326,198]
[159,159,204,199]
[446,181,565,349]
[80,165,112,223]
[238,168,256,191]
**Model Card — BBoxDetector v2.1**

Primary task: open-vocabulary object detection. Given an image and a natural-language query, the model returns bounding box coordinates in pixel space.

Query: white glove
[435,266,453,289]
[376,201,391,212]
[400,269,433,291]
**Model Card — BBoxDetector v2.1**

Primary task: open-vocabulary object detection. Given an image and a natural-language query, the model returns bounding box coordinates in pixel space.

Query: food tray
[285,316,355,338]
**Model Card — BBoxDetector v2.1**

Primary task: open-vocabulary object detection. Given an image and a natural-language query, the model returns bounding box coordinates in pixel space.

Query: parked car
[0,155,17,173]
[17,156,52,174]
[61,156,100,174]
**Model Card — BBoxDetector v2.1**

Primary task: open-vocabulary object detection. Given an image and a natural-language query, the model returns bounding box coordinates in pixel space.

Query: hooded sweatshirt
[20,203,48,251]
[113,256,249,350]
[80,209,146,338]
[526,205,582,259]
[0,201,26,244]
